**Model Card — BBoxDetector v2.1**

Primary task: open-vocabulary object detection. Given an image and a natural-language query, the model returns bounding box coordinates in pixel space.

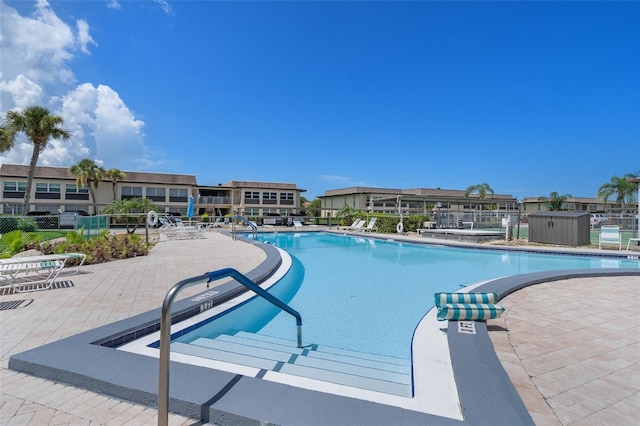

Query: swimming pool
[12,231,640,424]
[174,232,639,361]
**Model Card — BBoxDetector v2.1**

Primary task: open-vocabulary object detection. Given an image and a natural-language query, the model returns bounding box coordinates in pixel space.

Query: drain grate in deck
[0,280,74,296]
[0,299,34,310]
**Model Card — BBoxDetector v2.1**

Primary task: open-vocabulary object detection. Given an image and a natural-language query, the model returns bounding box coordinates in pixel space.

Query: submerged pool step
[170,332,412,397]
[232,331,411,367]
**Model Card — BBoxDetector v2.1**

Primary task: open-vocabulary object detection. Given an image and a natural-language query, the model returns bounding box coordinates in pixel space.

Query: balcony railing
[199,196,231,205]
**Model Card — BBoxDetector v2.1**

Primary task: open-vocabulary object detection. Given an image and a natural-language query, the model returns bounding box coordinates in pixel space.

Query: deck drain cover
[0,280,74,296]
[0,299,34,310]
[457,321,476,335]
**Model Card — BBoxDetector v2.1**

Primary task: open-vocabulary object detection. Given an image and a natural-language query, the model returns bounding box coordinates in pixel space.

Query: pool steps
[171,331,412,397]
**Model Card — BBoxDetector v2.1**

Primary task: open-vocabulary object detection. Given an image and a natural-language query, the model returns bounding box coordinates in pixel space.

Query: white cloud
[61,83,146,168]
[0,0,75,85]
[107,0,121,10]
[0,0,153,171]
[76,19,97,54]
[0,75,44,109]
[154,0,173,15]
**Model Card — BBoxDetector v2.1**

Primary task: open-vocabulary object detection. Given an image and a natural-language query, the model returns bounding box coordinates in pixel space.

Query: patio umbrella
[186,195,195,219]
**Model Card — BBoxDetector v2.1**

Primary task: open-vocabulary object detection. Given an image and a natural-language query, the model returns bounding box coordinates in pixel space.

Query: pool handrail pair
[158,267,302,426]
[230,214,258,240]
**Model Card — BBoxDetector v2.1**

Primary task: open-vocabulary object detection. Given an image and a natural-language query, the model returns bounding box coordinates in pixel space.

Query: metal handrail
[158,268,302,426]
[230,214,257,240]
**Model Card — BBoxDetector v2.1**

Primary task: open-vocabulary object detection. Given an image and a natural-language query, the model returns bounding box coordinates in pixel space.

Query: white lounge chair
[293,220,304,230]
[362,217,378,233]
[340,219,362,231]
[159,216,205,240]
[0,257,65,293]
[599,225,621,250]
[351,220,365,232]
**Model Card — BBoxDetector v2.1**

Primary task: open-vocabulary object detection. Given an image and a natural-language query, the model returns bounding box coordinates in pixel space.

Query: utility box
[528,212,591,246]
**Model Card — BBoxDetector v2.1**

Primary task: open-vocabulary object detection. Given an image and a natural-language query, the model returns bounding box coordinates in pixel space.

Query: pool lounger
[0,252,86,292]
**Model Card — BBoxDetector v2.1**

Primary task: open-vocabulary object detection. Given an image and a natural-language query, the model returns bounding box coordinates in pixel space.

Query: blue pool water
[176,233,638,360]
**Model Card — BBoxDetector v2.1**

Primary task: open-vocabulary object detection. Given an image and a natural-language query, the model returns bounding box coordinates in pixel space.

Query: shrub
[0,230,41,258]
[35,230,151,265]
[372,214,430,233]
[17,217,38,232]
[0,217,19,234]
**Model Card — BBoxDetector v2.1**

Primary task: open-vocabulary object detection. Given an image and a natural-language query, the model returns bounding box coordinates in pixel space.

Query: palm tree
[546,191,572,211]
[464,183,495,221]
[105,168,126,201]
[335,205,360,226]
[104,198,159,234]
[0,106,71,213]
[70,159,106,215]
[597,173,638,208]
[464,183,495,199]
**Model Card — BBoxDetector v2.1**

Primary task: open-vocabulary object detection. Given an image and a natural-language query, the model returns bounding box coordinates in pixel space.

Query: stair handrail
[231,214,257,240]
[158,268,302,426]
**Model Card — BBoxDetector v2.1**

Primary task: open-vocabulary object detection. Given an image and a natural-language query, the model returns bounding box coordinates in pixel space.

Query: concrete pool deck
[1,230,639,425]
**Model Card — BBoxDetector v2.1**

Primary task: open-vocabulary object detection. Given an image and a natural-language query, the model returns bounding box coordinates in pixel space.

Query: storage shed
[528,212,591,246]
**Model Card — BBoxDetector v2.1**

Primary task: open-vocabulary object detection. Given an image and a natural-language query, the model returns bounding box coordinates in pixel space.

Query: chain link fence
[0,213,110,237]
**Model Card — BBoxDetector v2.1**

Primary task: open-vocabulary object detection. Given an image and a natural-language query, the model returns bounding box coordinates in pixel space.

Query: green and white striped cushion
[437,303,505,321]
[434,292,498,307]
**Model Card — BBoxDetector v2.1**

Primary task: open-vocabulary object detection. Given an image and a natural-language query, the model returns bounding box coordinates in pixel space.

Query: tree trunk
[23,145,41,213]
[89,186,97,215]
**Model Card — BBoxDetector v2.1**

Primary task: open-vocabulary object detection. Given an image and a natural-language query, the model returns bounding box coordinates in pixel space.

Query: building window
[146,187,166,202]
[65,184,90,201]
[146,187,166,197]
[35,182,61,200]
[280,192,294,205]
[281,192,294,200]
[35,183,60,193]
[245,208,260,216]
[4,181,27,192]
[263,192,277,205]
[169,188,187,197]
[169,188,188,203]
[263,208,279,215]
[245,191,260,205]
[121,186,143,199]
[65,184,89,194]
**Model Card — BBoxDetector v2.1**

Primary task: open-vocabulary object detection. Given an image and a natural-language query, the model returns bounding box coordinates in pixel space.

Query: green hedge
[372,214,430,233]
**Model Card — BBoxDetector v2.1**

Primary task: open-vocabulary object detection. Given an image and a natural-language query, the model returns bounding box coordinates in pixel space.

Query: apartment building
[321,186,517,212]
[319,186,613,225]
[0,164,305,218]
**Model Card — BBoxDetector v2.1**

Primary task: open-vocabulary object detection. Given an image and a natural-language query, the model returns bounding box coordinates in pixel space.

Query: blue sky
[1,0,638,200]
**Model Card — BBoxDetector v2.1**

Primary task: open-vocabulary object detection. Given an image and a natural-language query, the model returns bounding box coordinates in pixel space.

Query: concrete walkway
[1,231,265,425]
[1,230,638,425]
[488,275,639,425]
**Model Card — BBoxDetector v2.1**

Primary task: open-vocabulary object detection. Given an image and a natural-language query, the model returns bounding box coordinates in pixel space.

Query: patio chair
[599,225,621,250]
[362,217,378,233]
[351,220,365,232]
[293,220,304,230]
[339,218,362,231]
[0,257,67,292]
